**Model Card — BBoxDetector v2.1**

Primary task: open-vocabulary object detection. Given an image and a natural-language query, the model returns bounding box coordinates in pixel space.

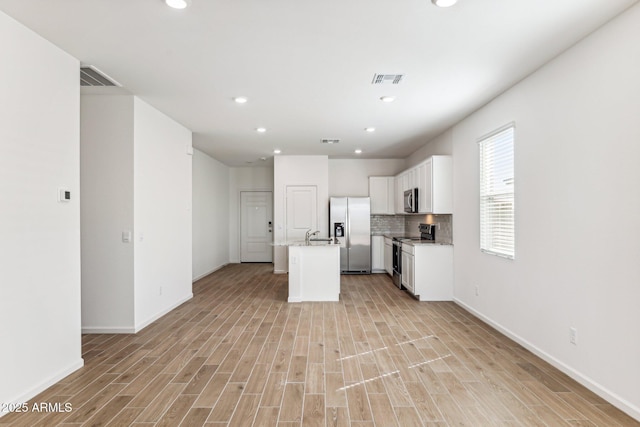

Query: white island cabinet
[288,243,340,302]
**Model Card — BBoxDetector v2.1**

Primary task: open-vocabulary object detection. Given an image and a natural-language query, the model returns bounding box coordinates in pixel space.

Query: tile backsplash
[405,214,452,243]
[371,215,405,234]
[372,213,452,243]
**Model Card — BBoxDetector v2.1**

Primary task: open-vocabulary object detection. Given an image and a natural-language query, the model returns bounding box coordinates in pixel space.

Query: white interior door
[241,191,273,262]
[285,186,317,243]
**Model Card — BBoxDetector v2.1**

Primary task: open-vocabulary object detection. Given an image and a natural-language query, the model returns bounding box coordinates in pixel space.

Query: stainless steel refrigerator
[329,197,371,274]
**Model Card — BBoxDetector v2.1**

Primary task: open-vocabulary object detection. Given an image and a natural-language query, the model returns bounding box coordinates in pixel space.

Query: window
[479,124,515,259]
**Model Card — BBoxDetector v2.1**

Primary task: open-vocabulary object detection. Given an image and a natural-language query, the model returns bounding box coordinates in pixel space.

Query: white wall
[405,129,454,168]
[134,98,193,330]
[450,4,640,419]
[229,166,274,263]
[0,11,83,411]
[193,149,230,279]
[81,94,135,331]
[328,159,406,197]
[274,156,329,273]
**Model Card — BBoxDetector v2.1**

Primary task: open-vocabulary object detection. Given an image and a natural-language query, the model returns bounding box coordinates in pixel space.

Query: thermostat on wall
[58,188,71,202]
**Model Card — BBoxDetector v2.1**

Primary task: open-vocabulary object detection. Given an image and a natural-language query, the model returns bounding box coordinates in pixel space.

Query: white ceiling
[1,0,637,166]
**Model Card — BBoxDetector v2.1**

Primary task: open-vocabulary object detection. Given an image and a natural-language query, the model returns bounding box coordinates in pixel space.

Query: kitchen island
[287,242,340,302]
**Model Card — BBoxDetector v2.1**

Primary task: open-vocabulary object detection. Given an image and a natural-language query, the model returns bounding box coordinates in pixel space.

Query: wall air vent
[321,139,340,144]
[372,73,404,84]
[80,66,121,87]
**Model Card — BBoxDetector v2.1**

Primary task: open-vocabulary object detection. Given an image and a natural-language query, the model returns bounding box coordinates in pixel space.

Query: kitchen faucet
[305,229,320,245]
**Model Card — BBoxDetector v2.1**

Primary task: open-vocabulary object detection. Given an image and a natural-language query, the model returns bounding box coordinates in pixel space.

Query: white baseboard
[453,298,640,422]
[288,296,302,303]
[134,293,193,333]
[192,264,228,282]
[0,358,84,418]
[82,326,136,334]
[82,294,194,335]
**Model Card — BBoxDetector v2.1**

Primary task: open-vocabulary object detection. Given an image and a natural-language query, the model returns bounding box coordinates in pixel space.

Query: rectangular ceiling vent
[372,73,404,84]
[321,139,340,144]
[80,66,120,87]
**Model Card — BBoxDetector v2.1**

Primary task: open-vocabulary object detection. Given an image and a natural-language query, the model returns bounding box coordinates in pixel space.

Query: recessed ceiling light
[273,149,281,154]
[165,0,190,9]
[365,127,376,133]
[256,127,267,133]
[233,96,248,104]
[355,149,363,154]
[380,96,396,103]
[431,0,457,7]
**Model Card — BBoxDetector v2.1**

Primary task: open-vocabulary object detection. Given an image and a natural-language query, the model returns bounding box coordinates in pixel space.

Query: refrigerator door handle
[346,207,350,256]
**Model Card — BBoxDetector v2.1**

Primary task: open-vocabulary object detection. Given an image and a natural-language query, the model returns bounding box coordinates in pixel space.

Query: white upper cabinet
[368,176,395,215]
[417,160,432,213]
[394,155,452,214]
[417,155,452,214]
[394,173,405,214]
[407,167,418,189]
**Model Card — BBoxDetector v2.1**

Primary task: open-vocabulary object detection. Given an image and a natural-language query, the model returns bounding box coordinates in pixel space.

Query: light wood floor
[2,263,638,426]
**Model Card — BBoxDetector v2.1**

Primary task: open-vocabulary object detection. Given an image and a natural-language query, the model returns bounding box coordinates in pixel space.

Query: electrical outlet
[159,286,163,296]
[569,327,577,345]
[475,285,480,296]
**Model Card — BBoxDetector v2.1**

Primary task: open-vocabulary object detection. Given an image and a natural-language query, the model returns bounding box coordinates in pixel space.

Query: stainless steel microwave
[404,188,418,213]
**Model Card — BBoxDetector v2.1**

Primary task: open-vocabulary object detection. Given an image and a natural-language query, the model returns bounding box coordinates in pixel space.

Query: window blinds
[479,124,515,259]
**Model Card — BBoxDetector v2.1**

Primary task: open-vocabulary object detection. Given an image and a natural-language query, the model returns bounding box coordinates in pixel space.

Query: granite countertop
[379,233,416,239]
[402,240,453,246]
[376,233,453,246]
[274,240,338,246]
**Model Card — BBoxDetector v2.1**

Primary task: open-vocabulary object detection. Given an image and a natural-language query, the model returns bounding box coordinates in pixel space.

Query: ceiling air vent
[321,139,340,144]
[80,66,120,87]
[371,73,404,84]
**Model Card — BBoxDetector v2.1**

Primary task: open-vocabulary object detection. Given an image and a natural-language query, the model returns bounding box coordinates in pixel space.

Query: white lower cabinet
[401,245,414,294]
[371,236,385,273]
[402,244,453,301]
[384,237,393,275]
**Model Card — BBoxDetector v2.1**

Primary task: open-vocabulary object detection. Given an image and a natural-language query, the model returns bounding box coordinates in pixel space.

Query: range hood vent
[372,73,404,84]
[80,66,120,87]
[321,139,340,144]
